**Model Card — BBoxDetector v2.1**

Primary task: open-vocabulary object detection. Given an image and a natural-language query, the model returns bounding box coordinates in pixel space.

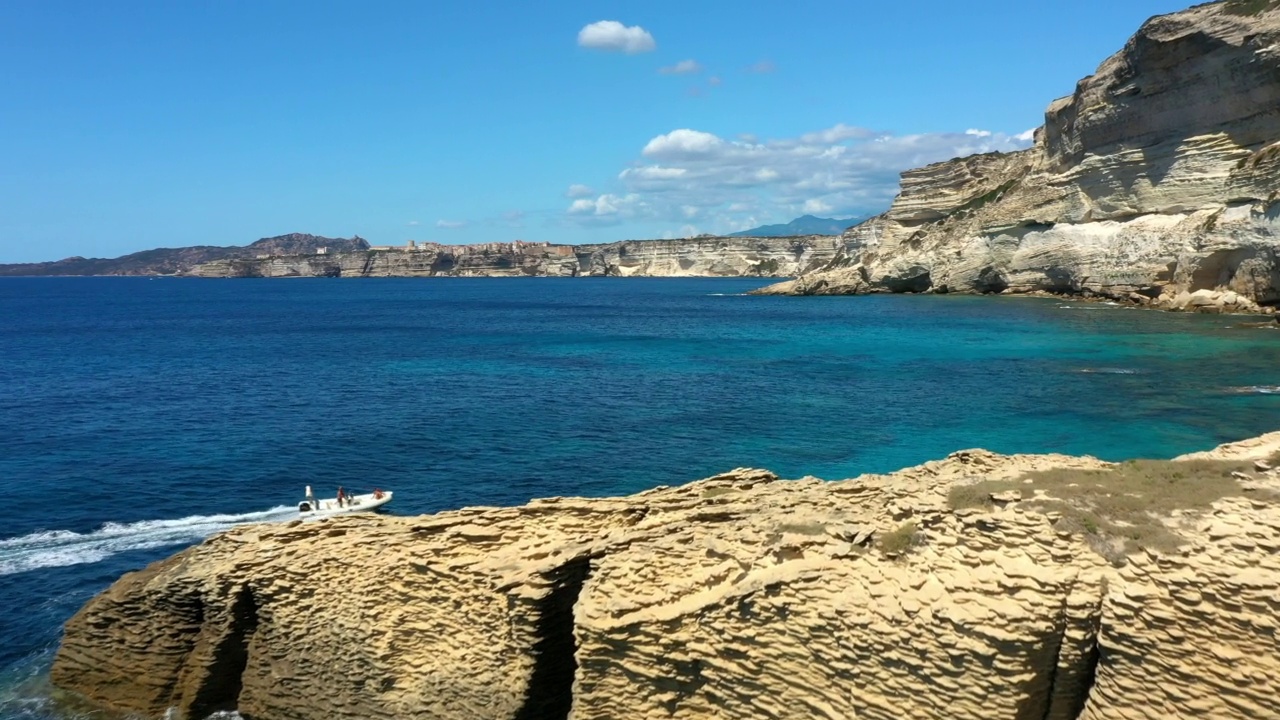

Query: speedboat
[298,485,393,520]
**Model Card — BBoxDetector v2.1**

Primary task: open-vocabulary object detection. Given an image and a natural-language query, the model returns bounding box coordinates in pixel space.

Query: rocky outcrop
[51,431,1280,720]
[184,236,841,279]
[0,234,368,277]
[757,1,1280,312]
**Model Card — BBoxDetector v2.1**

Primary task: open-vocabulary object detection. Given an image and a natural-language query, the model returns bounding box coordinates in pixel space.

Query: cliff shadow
[514,557,593,720]
[183,584,260,720]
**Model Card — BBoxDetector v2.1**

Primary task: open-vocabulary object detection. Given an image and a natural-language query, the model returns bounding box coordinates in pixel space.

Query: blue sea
[2,277,1278,718]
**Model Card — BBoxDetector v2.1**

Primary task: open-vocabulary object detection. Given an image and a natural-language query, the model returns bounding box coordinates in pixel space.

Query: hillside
[0,233,368,276]
[728,215,866,237]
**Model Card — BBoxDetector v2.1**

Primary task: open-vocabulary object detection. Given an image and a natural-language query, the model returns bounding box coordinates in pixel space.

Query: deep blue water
[1,277,1278,718]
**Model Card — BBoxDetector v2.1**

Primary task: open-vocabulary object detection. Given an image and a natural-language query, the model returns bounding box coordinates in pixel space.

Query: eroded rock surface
[51,432,1280,720]
[758,2,1280,312]
[185,236,841,279]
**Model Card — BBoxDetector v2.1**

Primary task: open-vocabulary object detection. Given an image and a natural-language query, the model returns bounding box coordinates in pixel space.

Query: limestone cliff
[184,236,841,279]
[758,1,1280,313]
[52,432,1280,720]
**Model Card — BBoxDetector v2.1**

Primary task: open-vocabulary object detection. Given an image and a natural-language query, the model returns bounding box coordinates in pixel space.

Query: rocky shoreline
[49,432,1280,720]
[756,2,1280,314]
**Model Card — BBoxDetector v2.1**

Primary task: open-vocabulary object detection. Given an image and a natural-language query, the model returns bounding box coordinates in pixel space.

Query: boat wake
[0,506,296,577]
[1056,303,1121,310]
[1229,385,1280,395]
[1077,368,1139,375]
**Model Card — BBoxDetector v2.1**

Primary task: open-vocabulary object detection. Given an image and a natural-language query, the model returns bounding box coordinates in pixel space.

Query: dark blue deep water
[2,277,1278,717]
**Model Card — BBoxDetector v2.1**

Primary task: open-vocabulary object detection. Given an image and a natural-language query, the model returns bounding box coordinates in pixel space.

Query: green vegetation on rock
[1223,0,1280,17]
[878,521,921,555]
[947,458,1278,564]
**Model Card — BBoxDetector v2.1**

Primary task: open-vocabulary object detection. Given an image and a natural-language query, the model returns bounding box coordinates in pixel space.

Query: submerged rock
[50,433,1280,719]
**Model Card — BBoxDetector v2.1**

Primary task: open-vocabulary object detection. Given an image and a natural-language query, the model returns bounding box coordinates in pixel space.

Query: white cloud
[803,198,833,214]
[577,21,655,54]
[566,184,595,198]
[708,75,722,86]
[800,124,874,145]
[642,129,725,159]
[436,220,466,229]
[747,60,776,74]
[566,123,1035,232]
[659,59,701,75]
[502,210,525,227]
[1015,128,1037,143]
[407,220,420,226]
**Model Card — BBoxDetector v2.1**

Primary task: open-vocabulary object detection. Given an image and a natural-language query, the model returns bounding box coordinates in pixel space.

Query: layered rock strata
[52,431,1280,720]
[184,236,841,279]
[758,1,1280,313]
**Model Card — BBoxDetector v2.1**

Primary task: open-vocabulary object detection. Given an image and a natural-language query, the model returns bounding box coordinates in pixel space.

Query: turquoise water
[1,277,1278,718]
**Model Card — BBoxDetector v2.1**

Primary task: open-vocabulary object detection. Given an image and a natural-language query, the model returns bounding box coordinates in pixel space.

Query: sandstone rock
[50,431,1280,720]
[756,3,1280,307]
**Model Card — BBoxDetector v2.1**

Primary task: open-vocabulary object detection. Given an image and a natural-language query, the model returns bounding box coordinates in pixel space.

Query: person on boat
[373,488,384,500]
[336,486,347,508]
[305,485,317,512]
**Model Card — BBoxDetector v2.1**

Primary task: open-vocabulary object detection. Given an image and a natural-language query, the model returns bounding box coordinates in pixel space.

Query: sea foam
[0,506,295,577]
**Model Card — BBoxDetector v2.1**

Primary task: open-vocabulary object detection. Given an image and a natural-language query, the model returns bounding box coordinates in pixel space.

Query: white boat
[298,485,393,520]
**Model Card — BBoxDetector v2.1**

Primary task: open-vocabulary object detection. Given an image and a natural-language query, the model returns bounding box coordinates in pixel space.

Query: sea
[1,277,1278,718]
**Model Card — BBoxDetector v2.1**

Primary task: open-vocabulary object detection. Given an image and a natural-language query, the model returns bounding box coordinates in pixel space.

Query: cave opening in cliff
[185,584,260,720]
[514,556,593,720]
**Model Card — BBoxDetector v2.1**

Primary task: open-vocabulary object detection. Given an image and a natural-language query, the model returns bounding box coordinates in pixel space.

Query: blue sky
[1,0,1195,262]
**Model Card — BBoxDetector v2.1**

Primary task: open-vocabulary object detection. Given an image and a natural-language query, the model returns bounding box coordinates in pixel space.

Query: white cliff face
[185,236,842,279]
[760,2,1280,313]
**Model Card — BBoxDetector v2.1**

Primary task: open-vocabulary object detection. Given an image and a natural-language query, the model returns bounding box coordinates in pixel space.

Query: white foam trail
[1229,385,1280,395]
[1077,368,1138,375]
[0,506,296,577]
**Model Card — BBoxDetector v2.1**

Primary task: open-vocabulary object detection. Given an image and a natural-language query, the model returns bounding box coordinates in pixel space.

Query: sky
[0,0,1199,263]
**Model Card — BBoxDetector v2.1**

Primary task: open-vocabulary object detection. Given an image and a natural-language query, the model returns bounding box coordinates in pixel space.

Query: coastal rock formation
[758,1,1280,312]
[183,236,840,279]
[0,234,368,277]
[52,431,1280,720]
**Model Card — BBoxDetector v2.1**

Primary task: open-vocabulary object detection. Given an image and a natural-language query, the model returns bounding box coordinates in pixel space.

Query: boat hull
[299,491,392,521]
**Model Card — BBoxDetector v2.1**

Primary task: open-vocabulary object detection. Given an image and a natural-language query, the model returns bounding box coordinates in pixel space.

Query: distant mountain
[0,233,369,276]
[728,215,866,238]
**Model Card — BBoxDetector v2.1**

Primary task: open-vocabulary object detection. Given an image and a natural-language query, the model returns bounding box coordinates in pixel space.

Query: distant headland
[0,230,851,280]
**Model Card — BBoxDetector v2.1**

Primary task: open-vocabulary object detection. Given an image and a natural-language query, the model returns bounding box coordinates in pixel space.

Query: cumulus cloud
[436,220,466,229]
[565,123,1035,230]
[1015,128,1037,143]
[567,193,649,224]
[659,59,701,75]
[642,129,725,159]
[747,60,776,74]
[577,21,656,54]
[566,184,594,198]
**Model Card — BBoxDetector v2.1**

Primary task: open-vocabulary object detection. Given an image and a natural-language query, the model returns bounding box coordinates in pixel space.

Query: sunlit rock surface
[185,236,842,279]
[758,2,1280,312]
[51,431,1280,720]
